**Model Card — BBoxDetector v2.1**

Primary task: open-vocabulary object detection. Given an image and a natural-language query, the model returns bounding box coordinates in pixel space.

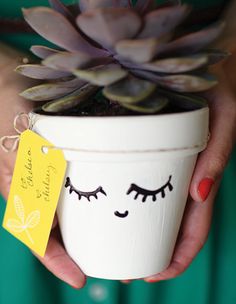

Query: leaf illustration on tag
[6,195,40,244]
[14,195,25,223]
[5,219,25,233]
[25,211,40,228]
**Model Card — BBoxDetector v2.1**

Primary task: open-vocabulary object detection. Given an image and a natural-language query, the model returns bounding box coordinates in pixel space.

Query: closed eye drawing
[126,175,173,202]
[65,177,107,201]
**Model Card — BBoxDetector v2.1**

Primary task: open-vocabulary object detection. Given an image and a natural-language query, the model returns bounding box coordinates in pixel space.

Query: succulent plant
[16,0,227,115]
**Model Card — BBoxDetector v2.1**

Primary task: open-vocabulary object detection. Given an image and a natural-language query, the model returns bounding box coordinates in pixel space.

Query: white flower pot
[30,107,209,280]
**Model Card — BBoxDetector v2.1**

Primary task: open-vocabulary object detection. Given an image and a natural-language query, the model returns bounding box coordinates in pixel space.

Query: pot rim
[30,106,209,160]
[30,105,208,122]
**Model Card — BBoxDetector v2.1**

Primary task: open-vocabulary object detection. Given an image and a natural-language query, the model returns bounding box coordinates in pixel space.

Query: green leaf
[103,76,157,103]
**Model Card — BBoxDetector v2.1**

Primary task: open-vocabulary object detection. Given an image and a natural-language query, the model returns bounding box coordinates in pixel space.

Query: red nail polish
[198,178,214,202]
[145,279,160,283]
[71,284,79,289]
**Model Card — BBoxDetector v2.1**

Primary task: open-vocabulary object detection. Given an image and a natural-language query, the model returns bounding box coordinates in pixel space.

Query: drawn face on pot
[64,169,173,219]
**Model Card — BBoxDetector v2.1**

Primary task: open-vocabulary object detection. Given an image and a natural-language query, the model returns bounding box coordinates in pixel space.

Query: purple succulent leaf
[131,69,217,93]
[22,7,107,56]
[42,83,98,113]
[134,0,155,14]
[131,69,163,82]
[138,5,190,39]
[156,0,182,8]
[84,56,115,68]
[159,73,217,92]
[115,56,141,68]
[158,89,208,110]
[124,51,226,74]
[206,49,231,65]
[115,38,163,63]
[120,94,169,113]
[20,78,86,101]
[15,64,71,79]
[77,8,142,49]
[48,0,74,20]
[43,52,114,71]
[30,45,61,59]
[103,76,157,103]
[67,4,80,16]
[158,22,225,56]
[79,0,130,12]
[126,54,208,73]
[116,0,131,8]
[131,70,218,92]
[73,64,128,86]
[43,52,93,71]
[79,0,119,12]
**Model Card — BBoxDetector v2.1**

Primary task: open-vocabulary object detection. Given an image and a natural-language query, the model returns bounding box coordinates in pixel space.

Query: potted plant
[14,0,226,279]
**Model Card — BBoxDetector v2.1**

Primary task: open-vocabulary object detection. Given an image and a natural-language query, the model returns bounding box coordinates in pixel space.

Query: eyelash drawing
[65,177,107,202]
[126,175,173,203]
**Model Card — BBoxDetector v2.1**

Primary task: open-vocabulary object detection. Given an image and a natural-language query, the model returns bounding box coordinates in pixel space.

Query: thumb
[189,78,236,203]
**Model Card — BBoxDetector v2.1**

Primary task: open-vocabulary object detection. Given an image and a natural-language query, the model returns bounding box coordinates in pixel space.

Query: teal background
[0,1,236,303]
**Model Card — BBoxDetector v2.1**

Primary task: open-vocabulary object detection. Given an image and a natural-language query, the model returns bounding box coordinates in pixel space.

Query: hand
[122,58,236,284]
[0,44,86,289]
[143,63,236,283]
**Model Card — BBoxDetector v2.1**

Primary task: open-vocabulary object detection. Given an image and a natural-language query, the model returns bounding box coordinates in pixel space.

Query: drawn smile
[114,210,129,218]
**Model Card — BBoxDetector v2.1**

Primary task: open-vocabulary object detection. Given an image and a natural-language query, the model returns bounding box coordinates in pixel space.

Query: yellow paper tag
[2,130,67,257]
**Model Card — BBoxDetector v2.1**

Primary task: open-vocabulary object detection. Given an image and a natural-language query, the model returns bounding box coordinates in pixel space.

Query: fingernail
[121,280,131,284]
[144,277,160,283]
[71,284,80,289]
[198,178,214,202]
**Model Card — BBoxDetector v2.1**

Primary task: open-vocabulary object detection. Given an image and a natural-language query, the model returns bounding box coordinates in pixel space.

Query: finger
[120,280,132,284]
[51,213,58,229]
[144,181,219,283]
[32,226,86,289]
[0,175,12,201]
[0,151,17,200]
[190,76,236,203]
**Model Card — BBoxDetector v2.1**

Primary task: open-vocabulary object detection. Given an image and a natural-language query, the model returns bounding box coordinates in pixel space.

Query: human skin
[0,36,235,288]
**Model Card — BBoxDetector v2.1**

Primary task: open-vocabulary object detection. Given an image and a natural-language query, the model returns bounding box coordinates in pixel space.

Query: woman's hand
[0,43,86,289]
[122,55,236,284]
[122,3,236,284]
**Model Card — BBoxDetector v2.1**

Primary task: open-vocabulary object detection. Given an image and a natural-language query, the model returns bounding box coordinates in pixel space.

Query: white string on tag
[0,113,32,153]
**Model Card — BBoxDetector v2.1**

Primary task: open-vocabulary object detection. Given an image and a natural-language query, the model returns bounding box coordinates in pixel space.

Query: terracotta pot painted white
[30,107,209,280]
